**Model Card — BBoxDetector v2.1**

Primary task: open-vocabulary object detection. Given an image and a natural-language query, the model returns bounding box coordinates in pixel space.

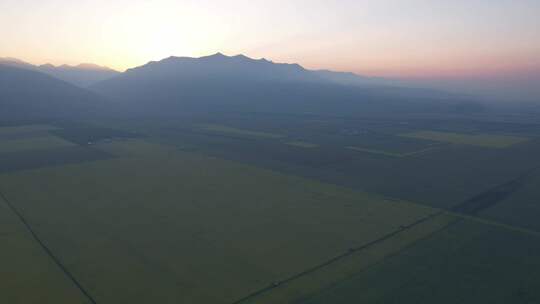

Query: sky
[1,0,539,99]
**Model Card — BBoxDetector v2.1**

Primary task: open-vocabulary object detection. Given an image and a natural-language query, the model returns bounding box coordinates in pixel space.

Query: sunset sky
[1,0,539,79]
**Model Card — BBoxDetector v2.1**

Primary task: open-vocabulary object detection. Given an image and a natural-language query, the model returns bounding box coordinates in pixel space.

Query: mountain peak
[158,53,272,65]
[75,63,115,71]
[202,52,232,60]
[39,63,56,69]
[0,57,34,68]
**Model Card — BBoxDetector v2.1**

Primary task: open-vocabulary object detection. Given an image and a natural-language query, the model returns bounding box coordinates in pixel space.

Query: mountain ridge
[91,52,478,117]
[0,57,119,87]
[0,64,111,121]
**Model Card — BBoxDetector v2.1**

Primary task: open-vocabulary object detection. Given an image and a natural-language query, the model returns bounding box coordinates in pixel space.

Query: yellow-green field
[0,195,89,304]
[0,139,437,304]
[347,146,440,158]
[401,131,528,148]
[0,124,60,135]
[0,124,75,154]
[286,141,319,148]
[196,123,285,139]
[240,213,457,304]
[0,136,75,153]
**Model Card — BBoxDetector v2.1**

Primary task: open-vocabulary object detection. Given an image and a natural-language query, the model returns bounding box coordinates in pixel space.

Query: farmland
[196,123,285,139]
[286,141,320,148]
[297,220,540,304]
[0,124,113,173]
[401,131,529,148]
[0,193,90,304]
[1,112,540,304]
[131,116,540,210]
[0,124,75,153]
[0,138,438,303]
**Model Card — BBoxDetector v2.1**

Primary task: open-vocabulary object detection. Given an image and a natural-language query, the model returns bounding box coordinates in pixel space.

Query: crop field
[50,123,139,145]
[0,124,60,135]
[479,169,540,231]
[296,219,540,304]
[238,213,458,304]
[147,122,540,209]
[401,131,529,148]
[0,124,113,173]
[0,135,75,154]
[0,194,90,304]
[346,145,440,158]
[0,126,66,154]
[286,141,319,148]
[335,132,443,155]
[0,139,440,304]
[0,124,76,154]
[2,115,540,304]
[196,123,285,139]
[0,146,113,174]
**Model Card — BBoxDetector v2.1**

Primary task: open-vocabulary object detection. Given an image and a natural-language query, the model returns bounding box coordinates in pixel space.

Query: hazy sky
[1,0,539,78]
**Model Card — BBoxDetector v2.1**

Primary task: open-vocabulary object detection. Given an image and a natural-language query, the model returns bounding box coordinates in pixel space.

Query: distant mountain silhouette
[313,69,400,87]
[115,53,322,83]
[91,53,479,116]
[38,63,119,88]
[0,57,35,69]
[0,64,110,121]
[0,57,119,88]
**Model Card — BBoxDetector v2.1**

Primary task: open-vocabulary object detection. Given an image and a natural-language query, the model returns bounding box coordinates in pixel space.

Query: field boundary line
[446,212,540,237]
[230,211,444,304]
[0,189,98,304]
[295,218,463,304]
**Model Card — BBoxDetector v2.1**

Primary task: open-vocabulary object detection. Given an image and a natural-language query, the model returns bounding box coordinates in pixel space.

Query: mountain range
[0,57,119,87]
[91,53,475,116]
[1,53,483,122]
[0,64,109,121]
[1,54,399,89]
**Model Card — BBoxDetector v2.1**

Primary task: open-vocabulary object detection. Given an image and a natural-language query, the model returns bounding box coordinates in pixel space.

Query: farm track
[231,211,447,304]
[0,188,97,304]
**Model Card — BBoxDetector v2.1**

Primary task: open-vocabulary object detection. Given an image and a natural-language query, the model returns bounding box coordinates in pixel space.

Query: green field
[297,220,540,304]
[2,116,540,304]
[0,124,60,135]
[0,135,75,153]
[239,213,457,304]
[0,195,90,304]
[479,169,540,231]
[347,146,440,158]
[196,123,285,139]
[0,124,77,154]
[0,139,437,303]
[286,141,319,148]
[401,131,528,148]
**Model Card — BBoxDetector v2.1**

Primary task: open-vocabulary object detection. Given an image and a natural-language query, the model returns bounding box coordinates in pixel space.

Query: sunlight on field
[401,131,528,148]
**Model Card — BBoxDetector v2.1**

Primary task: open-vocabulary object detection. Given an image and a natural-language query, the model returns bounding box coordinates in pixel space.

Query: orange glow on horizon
[1,1,538,80]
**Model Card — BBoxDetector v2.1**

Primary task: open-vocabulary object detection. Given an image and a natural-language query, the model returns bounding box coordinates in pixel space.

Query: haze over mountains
[0,64,108,121]
[3,52,539,104]
[2,54,391,89]
[91,53,477,116]
[1,53,488,121]
[0,57,119,87]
